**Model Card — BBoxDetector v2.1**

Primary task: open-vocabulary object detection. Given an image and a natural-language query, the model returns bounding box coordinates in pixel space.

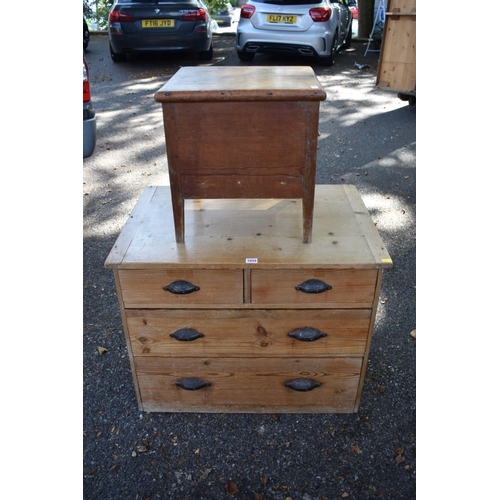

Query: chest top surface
[105,185,393,271]
[154,66,327,103]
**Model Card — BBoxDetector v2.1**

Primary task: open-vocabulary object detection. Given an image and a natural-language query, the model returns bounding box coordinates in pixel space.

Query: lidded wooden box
[153,66,326,243]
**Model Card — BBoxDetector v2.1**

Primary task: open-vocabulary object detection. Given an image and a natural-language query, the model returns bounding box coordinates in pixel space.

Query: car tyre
[237,50,255,62]
[318,32,338,66]
[341,23,352,50]
[83,20,90,50]
[199,42,214,61]
[110,43,127,63]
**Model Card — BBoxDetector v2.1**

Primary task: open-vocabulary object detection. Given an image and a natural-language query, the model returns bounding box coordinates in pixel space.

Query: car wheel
[199,42,214,61]
[83,20,90,50]
[109,43,127,63]
[237,51,255,62]
[318,32,338,66]
[341,23,352,51]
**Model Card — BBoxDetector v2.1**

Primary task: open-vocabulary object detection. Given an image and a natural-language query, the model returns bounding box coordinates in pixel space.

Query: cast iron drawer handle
[163,280,200,295]
[175,378,211,391]
[170,328,204,341]
[295,279,332,294]
[288,327,327,342]
[285,378,321,392]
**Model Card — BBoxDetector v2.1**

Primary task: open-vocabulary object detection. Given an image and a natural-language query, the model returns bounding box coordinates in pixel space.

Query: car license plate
[267,14,297,24]
[141,19,175,28]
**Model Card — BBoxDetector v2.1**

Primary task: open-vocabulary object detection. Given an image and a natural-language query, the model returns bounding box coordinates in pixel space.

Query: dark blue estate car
[108,0,216,62]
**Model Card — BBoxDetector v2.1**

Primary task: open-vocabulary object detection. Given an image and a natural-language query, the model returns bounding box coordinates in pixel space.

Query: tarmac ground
[83,29,416,500]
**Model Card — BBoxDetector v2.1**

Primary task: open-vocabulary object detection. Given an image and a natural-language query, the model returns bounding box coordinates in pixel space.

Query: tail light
[83,57,91,103]
[182,9,207,21]
[240,5,256,18]
[109,9,134,23]
[309,7,332,22]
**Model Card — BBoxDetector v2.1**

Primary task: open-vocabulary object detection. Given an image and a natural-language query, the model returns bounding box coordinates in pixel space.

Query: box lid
[154,66,327,103]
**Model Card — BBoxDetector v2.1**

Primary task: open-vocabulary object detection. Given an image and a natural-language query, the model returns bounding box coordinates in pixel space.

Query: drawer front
[126,309,371,357]
[135,356,362,413]
[251,269,378,306]
[118,269,243,307]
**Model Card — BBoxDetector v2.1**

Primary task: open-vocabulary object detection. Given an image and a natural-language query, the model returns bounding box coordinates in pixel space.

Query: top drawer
[118,269,243,308]
[251,269,378,307]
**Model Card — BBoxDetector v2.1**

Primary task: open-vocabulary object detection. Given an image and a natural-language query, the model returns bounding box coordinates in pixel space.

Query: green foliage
[83,0,236,31]
[207,0,232,16]
[83,1,92,18]
[83,0,115,30]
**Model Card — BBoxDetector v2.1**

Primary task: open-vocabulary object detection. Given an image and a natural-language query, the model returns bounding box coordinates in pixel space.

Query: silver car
[214,2,235,28]
[236,0,352,65]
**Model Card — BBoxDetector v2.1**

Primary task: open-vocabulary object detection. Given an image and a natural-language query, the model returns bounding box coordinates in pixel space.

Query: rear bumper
[236,28,332,58]
[109,31,212,54]
[215,16,232,28]
[238,40,320,57]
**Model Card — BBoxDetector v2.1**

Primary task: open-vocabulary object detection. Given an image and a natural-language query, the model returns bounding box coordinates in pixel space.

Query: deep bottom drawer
[135,356,362,413]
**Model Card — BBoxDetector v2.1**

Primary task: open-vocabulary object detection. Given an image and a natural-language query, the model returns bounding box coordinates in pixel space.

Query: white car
[237,0,352,65]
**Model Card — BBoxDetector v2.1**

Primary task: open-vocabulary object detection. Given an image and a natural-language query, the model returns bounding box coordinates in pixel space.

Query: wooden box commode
[154,66,326,243]
[105,185,392,413]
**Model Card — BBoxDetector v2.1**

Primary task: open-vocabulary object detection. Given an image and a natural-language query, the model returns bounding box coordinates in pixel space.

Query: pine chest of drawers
[105,185,392,413]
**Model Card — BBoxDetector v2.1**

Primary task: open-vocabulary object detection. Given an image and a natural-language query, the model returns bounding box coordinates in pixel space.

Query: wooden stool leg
[302,193,314,243]
[170,192,185,243]
[301,102,319,244]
